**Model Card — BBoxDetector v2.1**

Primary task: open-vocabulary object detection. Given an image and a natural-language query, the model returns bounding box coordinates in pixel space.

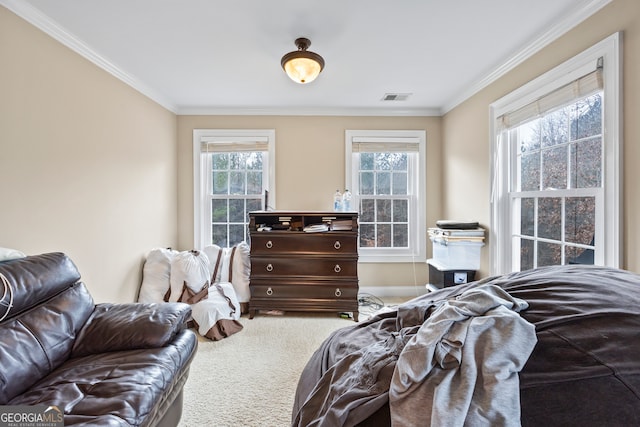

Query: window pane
[393,224,408,247]
[519,237,534,271]
[229,199,245,222]
[393,200,408,222]
[392,172,408,195]
[520,198,535,236]
[376,199,392,222]
[520,152,540,191]
[542,146,567,190]
[538,241,561,267]
[565,197,595,246]
[360,224,375,247]
[360,172,374,195]
[229,224,245,246]
[538,197,561,240]
[391,153,407,170]
[247,171,262,194]
[571,93,602,140]
[360,199,375,222]
[375,153,392,170]
[246,152,263,170]
[376,172,391,195]
[212,153,228,169]
[246,198,262,218]
[212,224,227,247]
[212,199,227,222]
[212,171,228,195]
[229,153,244,170]
[566,245,594,265]
[519,119,541,153]
[360,153,374,170]
[540,107,569,147]
[570,137,601,188]
[377,224,391,247]
[230,171,245,194]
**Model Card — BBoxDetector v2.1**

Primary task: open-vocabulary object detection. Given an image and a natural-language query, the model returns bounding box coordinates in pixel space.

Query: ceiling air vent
[382,93,412,101]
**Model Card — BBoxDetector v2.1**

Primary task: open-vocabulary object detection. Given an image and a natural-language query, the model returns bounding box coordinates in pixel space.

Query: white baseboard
[358,285,429,298]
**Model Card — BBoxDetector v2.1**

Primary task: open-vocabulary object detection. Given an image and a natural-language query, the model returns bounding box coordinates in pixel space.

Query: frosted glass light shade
[281,38,325,84]
[283,57,322,84]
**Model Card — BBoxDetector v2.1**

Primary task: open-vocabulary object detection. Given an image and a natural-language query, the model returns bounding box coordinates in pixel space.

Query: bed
[292,265,640,426]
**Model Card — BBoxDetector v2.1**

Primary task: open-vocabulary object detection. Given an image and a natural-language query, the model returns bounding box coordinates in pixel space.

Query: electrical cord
[0,273,14,322]
[357,292,386,318]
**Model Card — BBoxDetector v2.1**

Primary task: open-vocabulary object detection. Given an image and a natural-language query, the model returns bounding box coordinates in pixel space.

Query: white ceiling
[3,0,610,115]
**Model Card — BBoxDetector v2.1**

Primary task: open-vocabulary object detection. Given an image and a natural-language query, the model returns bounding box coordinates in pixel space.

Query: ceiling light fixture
[281,38,325,84]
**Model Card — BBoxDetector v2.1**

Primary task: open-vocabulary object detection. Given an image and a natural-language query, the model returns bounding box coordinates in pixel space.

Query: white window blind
[497,58,603,131]
[200,136,269,153]
[351,137,421,153]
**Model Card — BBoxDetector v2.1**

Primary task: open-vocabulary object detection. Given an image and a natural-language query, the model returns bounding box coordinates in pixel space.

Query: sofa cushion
[9,329,197,427]
[0,252,81,318]
[0,253,94,404]
[0,281,94,404]
[71,302,192,358]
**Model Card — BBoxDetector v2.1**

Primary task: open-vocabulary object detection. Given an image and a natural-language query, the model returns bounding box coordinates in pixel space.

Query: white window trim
[489,32,622,275]
[345,129,427,263]
[193,129,276,249]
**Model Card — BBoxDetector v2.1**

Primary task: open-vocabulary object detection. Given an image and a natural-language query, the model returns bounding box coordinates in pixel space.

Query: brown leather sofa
[0,252,198,426]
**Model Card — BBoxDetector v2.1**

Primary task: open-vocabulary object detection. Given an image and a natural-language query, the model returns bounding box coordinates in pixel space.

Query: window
[345,130,426,263]
[193,129,275,249]
[490,33,621,275]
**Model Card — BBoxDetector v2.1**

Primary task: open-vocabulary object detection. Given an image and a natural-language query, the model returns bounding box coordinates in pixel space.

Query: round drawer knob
[266,287,273,296]
[266,240,273,249]
[266,263,273,272]
[334,264,341,273]
[335,288,342,297]
[334,240,341,250]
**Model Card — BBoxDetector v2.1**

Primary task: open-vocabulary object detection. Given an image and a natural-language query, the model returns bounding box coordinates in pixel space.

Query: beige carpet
[178,311,358,427]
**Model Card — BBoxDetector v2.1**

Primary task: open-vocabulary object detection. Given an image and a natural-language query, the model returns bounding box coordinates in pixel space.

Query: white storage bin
[431,237,484,270]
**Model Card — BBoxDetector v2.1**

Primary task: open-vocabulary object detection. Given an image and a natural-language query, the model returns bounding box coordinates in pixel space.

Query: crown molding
[441,0,613,115]
[1,0,178,113]
[177,106,441,117]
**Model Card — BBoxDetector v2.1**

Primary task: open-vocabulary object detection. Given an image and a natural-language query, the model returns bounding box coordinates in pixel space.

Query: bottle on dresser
[333,190,343,212]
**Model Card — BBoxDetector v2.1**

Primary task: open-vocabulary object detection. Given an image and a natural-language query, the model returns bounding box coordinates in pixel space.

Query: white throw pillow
[0,247,26,262]
[169,250,211,302]
[138,247,177,303]
[202,242,251,303]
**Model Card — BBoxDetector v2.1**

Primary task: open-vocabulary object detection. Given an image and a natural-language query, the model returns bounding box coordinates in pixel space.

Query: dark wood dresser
[248,211,359,321]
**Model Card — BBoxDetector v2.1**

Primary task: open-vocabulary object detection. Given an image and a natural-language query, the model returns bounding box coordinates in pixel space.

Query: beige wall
[9,1,634,301]
[0,7,178,303]
[442,0,640,275]
[177,115,442,290]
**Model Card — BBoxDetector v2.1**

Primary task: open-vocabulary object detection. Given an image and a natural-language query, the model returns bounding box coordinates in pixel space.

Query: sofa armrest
[71,302,192,358]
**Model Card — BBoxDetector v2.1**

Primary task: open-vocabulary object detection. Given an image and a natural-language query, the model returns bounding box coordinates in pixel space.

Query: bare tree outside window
[211,152,263,247]
[513,93,601,268]
[358,152,410,249]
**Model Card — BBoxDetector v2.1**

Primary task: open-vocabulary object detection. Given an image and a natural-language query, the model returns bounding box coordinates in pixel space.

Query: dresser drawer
[251,257,357,278]
[250,283,358,300]
[250,232,357,255]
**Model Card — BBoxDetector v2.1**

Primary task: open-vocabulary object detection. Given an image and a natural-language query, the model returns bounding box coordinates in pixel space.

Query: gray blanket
[293,285,537,427]
[390,285,536,426]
